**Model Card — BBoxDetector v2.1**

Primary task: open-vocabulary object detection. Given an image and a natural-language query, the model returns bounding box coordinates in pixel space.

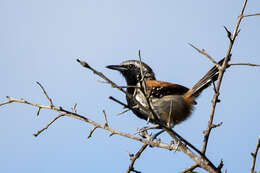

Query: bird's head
[106,60,155,85]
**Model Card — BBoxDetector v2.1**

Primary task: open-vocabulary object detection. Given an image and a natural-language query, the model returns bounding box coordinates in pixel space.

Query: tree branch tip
[128,152,135,159]
[77,58,91,68]
[217,159,224,171]
[243,12,260,18]
[36,107,41,116]
[88,126,98,139]
[138,49,141,57]
[223,26,232,41]
[72,103,78,113]
[102,110,109,127]
[237,29,241,35]
[109,133,115,137]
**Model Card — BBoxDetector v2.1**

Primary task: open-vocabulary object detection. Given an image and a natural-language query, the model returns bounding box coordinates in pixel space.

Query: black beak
[106,65,127,72]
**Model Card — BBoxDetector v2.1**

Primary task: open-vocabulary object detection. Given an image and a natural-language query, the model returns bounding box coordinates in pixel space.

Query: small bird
[106,59,225,128]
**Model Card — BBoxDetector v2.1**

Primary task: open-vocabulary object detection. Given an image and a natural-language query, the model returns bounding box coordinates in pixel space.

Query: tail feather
[188,58,226,97]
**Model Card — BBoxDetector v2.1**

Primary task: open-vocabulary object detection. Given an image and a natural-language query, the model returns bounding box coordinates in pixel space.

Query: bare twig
[188,43,220,68]
[217,160,224,172]
[36,82,54,107]
[109,96,128,108]
[33,114,65,137]
[179,163,199,173]
[1,94,218,172]
[229,63,260,67]
[250,136,260,173]
[76,59,128,95]
[243,13,260,18]
[201,0,249,155]
[118,109,130,116]
[134,125,160,135]
[0,98,13,107]
[72,103,77,113]
[103,110,109,127]
[88,126,98,139]
[212,80,218,94]
[210,122,223,129]
[223,26,232,41]
[126,144,148,173]
[36,107,41,116]
[138,50,147,92]
[0,96,178,150]
[137,50,157,122]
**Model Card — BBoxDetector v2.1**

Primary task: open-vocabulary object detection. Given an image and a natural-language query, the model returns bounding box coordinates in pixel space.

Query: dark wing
[146,80,189,98]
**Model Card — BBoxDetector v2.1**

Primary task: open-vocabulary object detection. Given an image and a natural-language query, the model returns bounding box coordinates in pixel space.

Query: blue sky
[1,0,260,172]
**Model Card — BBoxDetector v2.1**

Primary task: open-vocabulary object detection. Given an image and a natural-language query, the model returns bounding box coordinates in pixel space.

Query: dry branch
[229,63,260,67]
[126,144,148,173]
[0,95,179,150]
[188,43,220,68]
[243,13,260,18]
[36,82,54,107]
[201,0,249,155]
[34,114,65,137]
[250,136,260,173]
[77,58,217,172]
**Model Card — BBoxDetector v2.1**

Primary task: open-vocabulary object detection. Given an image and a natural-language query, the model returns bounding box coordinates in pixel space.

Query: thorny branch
[33,114,65,137]
[36,81,54,107]
[201,0,248,155]
[77,58,217,173]
[229,62,260,67]
[0,95,178,150]
[182,0,260,172]
[0,0,259,173]
[188,43,220,68]
[250,136,260,173]
[136,50,218,172]
[126,144,148,173]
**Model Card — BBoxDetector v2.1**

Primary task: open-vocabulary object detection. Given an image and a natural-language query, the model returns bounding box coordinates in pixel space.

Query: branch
[229,63,260,67]
[36,82,54,107]
[33,114,65,137]
[250,136,260,173]
[126,143,148,173]
[201,0,250,155]
[0,96,179,150]
[88,126,99,139]
[179,163,199,173]
[103,110,109,127]
[2,75,217,172]
[188,43,220,68]
[243,12,260,18]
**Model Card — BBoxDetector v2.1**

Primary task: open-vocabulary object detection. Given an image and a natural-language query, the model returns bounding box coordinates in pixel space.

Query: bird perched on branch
[106,58,225,128]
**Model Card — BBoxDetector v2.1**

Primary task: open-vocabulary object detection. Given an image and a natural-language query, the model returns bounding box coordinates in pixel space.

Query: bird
[106,58,225,128]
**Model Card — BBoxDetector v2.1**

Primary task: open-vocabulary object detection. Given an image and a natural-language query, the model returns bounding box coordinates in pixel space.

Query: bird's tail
[185,58,227,98]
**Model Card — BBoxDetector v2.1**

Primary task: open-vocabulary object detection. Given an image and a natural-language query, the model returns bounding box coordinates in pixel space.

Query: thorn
[223,26,232,41]
[36,107,41,116]
[77,59,90,68]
